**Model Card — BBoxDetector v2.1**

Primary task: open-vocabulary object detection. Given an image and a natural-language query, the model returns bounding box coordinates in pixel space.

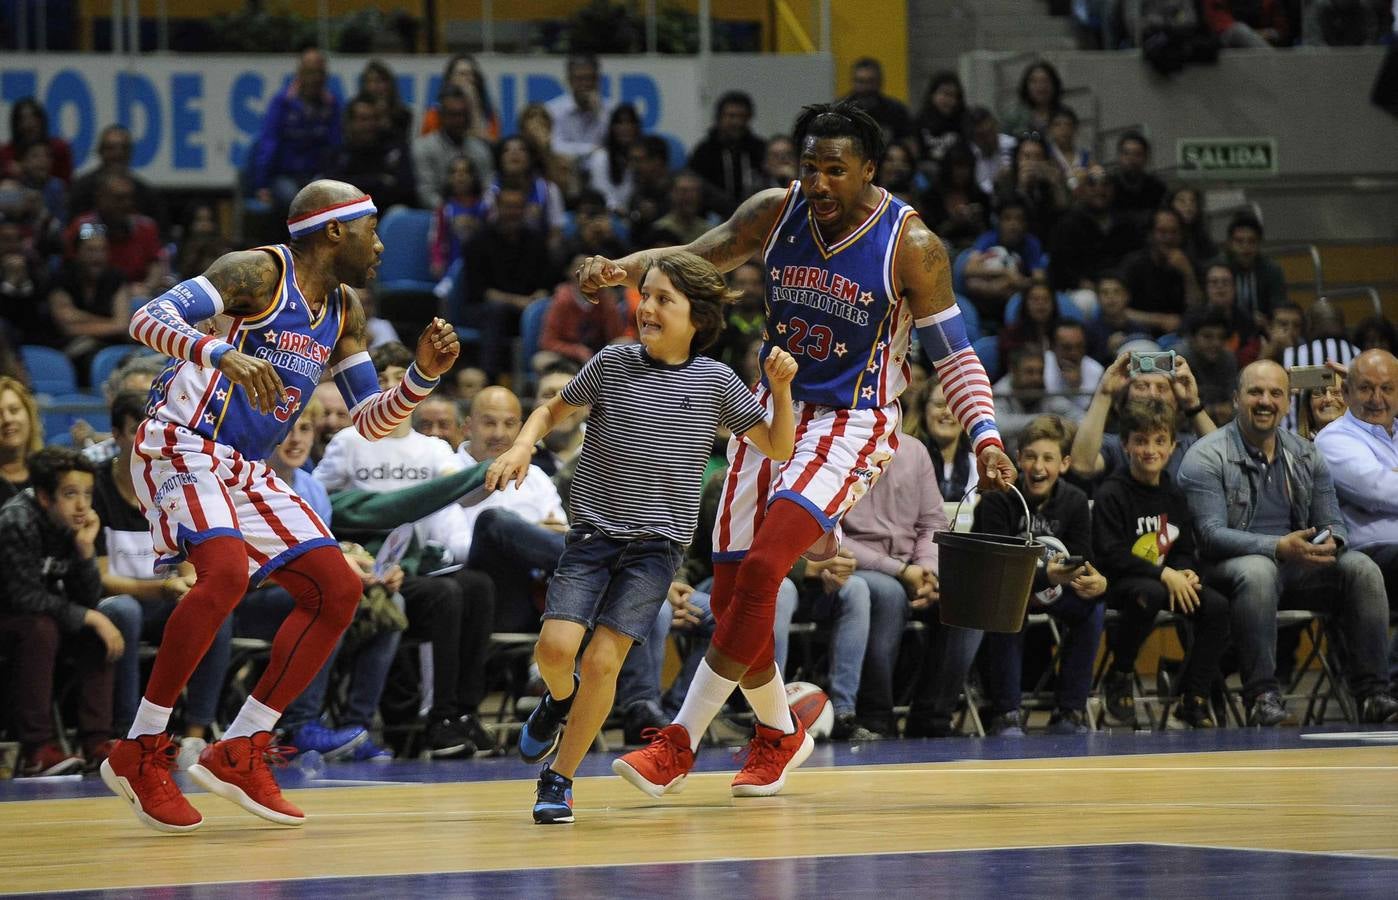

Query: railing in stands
[1319,285,1383,317]
[1265,243,1326,300]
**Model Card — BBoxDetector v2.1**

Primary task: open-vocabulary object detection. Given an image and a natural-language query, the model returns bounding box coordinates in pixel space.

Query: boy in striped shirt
[486,251,797,824]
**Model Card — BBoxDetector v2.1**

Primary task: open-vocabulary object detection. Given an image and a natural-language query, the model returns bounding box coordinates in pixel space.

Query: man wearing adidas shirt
[454,386,568,633]
[313,342,498,757]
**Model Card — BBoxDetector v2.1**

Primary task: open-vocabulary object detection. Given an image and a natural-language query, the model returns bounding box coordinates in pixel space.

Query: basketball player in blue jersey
[101,179,460,834]
[583,102,1018,798]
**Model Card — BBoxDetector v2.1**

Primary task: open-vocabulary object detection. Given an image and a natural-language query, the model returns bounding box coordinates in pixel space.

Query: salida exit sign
[1177,138,1278,176]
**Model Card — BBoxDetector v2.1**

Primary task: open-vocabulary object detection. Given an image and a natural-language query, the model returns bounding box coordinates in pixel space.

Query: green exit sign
[1177,138,1278,177]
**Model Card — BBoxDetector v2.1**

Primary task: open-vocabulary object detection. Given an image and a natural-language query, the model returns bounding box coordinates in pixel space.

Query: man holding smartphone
[1070,348,1217,486]
[1314,349,1398,684]
[1178,360,1398,726]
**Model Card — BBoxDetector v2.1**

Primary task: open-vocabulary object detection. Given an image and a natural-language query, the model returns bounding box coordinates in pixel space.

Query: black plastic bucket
[934,486,1043,633]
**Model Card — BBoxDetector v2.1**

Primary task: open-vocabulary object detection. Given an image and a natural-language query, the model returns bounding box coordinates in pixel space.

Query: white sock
[673,660,739,751]
[223,696,281,740]
[127,698,174,739]
[742,675,795,734]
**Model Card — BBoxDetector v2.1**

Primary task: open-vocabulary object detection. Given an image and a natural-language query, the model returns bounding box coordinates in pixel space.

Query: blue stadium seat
[20,345,77,396]
[40,393,108,446]
[1003,290,1088,328]
[972,335,1002,383]
[90,345,155,392]
[514,296,553,390]
[376,207,437,294]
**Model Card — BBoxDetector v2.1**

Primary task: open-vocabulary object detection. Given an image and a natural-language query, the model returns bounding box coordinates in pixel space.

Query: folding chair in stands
[1278,610,1359,725]
[1093,608,1207,731]
[20,345,78,395]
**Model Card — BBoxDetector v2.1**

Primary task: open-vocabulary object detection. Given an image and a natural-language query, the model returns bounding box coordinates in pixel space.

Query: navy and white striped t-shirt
[560,344,767,544]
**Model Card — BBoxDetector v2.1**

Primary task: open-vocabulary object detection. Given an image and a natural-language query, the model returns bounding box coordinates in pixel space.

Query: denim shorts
[542,525,685,644]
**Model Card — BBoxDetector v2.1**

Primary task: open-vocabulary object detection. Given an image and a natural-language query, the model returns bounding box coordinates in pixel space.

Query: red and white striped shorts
[131,419,336,582]
[712,391,900,561]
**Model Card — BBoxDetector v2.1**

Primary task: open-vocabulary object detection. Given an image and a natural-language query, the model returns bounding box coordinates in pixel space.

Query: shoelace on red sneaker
[239,740,296,797]
[137,735,185,803]
[637,727,686,767]
[733,731,784,775]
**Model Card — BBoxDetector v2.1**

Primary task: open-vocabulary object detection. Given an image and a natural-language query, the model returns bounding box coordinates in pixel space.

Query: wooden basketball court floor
[4,728,1397,898]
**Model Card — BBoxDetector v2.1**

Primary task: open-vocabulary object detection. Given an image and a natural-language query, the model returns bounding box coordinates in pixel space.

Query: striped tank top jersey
[761,181,918,409]
[146,245,346,461]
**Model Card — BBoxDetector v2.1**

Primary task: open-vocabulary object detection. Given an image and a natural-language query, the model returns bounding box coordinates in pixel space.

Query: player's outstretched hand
[764,346,798,388]
[485,444,533,493]
[977,444,1018,492]
[218,349,288,414]
[576,254,628,303]
[416,317,460,378]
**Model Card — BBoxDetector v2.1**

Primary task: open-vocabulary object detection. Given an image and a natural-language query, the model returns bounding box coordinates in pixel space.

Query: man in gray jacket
[1178,360,1398,726]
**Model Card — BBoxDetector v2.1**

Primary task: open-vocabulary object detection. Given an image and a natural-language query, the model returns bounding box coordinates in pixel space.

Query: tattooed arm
[898,215,1016,489]
[893,216,957,320]
[577,187,789,296]
[202,250,282,317]
[128,249,290,413]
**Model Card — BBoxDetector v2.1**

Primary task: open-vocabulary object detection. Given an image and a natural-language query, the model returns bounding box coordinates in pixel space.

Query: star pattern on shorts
[178,393,189,403]
[877,341,888,353]
[215,389,228,402]
[770,267,781,282]
[859,291,875,306]
[776,322,788,334]
[202,413,215,424]
[866,359,880,373]
[263,329,277,343]
[861,385,875,400]
[833,342,848,357]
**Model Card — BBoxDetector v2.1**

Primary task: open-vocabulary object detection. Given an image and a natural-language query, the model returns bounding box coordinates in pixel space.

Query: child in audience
[485,251,796,824]
[429,155,488,280]
[972,415,1108,734]
[1093,399,1230,728]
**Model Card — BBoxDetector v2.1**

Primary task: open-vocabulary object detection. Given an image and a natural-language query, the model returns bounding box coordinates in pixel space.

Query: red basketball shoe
[611,724,695,798]
[731,718,814,797]
[100,733,204,833]
[188,732,305,826]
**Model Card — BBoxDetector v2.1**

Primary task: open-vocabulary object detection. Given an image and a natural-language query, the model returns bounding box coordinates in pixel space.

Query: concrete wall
[699,53,836,140]
[961,47,1398,179]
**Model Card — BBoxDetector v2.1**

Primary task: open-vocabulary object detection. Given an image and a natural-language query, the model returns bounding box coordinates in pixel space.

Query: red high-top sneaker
[188,732,305,826]
[610,724,696,798]
[730,718,813,797]
[100,734,203,833]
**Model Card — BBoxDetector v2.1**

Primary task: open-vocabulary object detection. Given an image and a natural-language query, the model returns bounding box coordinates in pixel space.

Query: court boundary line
[14,841,1398,896]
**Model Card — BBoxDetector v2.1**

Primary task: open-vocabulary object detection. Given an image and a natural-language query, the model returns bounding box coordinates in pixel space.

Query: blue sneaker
[533,767,574,824]
[350,737,394,763]
[291,722,368,761]
[518,676,577,765]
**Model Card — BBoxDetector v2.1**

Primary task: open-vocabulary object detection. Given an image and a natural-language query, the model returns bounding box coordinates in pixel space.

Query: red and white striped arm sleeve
[339,355,440,440]
[128,276,235,368]
[916,308,1003,455]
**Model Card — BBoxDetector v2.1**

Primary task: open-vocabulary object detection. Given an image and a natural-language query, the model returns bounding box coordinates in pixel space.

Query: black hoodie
[973,476,1091,594]
[1091,468,1198,583]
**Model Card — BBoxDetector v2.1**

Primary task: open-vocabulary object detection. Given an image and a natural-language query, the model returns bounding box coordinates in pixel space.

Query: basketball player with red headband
[584,102,1017,799]
[101,180,460,833]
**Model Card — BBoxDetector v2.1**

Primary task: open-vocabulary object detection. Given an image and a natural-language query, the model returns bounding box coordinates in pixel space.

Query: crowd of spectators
[2,49,1396,777]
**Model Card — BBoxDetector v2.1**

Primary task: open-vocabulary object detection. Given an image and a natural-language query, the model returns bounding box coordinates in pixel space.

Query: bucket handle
[952,483,1035,547]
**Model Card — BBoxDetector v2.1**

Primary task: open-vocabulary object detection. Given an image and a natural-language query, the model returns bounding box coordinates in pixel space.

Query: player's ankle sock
[741,675,795,735]
[224,696,281,740]
[126,698,174,740]
[673,660,739,751]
